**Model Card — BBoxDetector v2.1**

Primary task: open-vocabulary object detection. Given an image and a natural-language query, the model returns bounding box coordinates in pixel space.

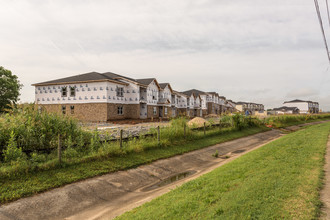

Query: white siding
[284,102,309,113]
[146,80,159,105]
[35,80,140,105]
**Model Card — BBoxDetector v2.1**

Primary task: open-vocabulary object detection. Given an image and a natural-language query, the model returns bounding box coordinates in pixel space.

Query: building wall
[284,102,309,113]
[159,85,172,107]
[202,109,208,117]
[107,103,140,120]
[187,94,194,108]
[159,106,172,118]
[106,81,140,104]
[236,105,243,112]
[147,80,159,105]
[178,108,187,116]
[35,81,141,105]
[147,105,159,119]
[200,95,207,110]
[41,103,108,122]
[177,96,187,108]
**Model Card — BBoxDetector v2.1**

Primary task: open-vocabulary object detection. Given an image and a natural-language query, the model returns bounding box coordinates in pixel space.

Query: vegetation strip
[0,127,268,204]
[116,122,330,220]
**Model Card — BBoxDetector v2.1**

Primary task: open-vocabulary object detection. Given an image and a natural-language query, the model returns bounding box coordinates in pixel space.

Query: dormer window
[61,87,67,97]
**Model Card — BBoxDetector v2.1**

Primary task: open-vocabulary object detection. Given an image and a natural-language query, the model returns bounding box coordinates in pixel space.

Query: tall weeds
[0,104,90,152]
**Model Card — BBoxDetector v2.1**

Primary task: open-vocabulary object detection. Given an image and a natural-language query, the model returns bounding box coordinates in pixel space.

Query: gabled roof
[136,78,161,89]
[173,90,188,97]
[33,72,108,85]
[273,106,299,111]
[159,83,174,93]
[236,101,263,105]
[182,89,208,96]
[284,99,309,104]
[207,92,219,97]
[33,71,132,86]
[284,99,319,104]
[103,72,137,82]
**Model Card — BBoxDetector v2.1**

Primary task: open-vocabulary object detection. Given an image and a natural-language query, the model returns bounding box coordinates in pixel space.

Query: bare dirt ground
[321,134,330,219]
[0,121,327,220]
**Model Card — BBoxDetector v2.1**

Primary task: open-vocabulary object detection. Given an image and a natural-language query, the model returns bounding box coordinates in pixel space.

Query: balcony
[139,96,147,103]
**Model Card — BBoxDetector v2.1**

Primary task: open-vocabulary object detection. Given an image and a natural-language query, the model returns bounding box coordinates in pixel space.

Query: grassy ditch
[117,122,330,220]
[265,114,330,128]
[0,112,268,203]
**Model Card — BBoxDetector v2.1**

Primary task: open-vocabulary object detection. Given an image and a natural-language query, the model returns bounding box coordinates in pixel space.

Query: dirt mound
[187,117,210,127]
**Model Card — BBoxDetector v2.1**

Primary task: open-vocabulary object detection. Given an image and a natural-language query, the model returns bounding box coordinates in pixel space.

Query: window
[165,107,168,115]
[61,87,67,97]
[152,91,157,100]
[118,106,123,115]
[62,106,66,115]
[153,107,157,115]
[70,87,76,96]
[116,87,124,97]
[70,105,74,114]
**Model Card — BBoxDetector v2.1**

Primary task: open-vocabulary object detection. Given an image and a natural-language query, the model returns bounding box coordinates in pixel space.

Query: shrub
[2,131,26,162]
[232,114,248,130]
[89,130,101,153]
[30,152,47,164]
[0,104,90,152]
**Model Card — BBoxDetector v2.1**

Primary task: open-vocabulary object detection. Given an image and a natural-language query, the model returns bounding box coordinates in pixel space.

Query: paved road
[0,121,327,220]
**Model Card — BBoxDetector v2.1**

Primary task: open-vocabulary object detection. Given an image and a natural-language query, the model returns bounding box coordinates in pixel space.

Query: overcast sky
[1,0,330,110]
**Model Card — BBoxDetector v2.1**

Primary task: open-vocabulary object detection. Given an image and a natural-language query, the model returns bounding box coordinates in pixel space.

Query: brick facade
[147,105,159,119]
[41,103,108,122]
[41,103,141,122]
[107,103,140,120]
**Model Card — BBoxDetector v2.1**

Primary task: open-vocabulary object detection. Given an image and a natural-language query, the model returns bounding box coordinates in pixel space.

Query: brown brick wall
[202,109,208,117]
[41,103,108,122]
[178,108,187,117]
[147,105,159,119]
[207,102,214,115]
[107,103,140,120]
[159,106,172,119]
[188,109,194,117]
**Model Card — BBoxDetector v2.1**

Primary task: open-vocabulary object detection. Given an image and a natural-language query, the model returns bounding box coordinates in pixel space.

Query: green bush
[2,131,26,162]
[232,114,248,130]
[0,104,90,152]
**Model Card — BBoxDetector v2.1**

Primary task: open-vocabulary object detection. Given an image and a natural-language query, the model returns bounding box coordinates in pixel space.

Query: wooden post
[157,126,160,145]
[58,134,62,164]
[120,129,123,149]
[204,122,206,136]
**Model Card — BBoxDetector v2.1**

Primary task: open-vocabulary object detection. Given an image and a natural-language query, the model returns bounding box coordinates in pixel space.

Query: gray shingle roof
[102,72,137,82]
[33,72,110,85]
[159,83,169,89]
[273,106,299,111]
[284,99,310,103]
[136,78,156,86]
[182,89,207,96]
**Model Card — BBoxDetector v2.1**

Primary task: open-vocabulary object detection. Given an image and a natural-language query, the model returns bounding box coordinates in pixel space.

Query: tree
[0,66,23,112]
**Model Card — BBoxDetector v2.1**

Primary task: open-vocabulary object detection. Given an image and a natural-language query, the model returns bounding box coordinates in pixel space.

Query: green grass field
[117,122,330,220]
[0,126,268,204]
